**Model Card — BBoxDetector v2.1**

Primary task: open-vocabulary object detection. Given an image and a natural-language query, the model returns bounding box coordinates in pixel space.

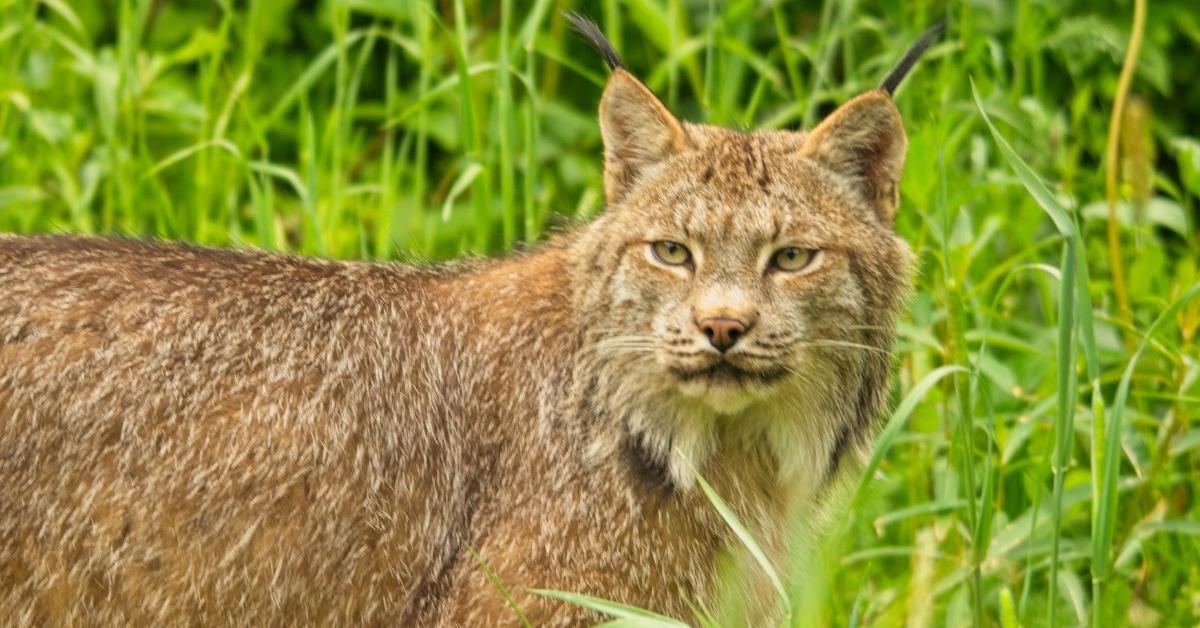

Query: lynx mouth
[668,362,788,386]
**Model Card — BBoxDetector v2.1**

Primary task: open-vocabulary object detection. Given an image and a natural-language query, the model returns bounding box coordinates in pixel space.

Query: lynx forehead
[0,14,942,626]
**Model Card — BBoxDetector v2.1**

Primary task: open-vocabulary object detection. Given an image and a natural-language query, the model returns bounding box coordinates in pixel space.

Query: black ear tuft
[565,12,625,71]
[879,19,946,95]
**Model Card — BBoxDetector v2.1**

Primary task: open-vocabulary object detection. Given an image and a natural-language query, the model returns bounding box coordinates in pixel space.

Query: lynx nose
[698,317,748,352]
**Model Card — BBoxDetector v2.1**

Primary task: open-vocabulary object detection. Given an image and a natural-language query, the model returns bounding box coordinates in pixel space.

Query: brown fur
[0,21,937,627]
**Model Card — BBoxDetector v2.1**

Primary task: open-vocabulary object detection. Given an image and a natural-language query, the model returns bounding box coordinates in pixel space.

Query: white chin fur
[676,378,774,415]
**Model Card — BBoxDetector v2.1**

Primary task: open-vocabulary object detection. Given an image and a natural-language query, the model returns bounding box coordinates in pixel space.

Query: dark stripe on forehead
[720,205,736,240]
[742,138,761,183]
[755,137,770,189]
[680,209,697,241]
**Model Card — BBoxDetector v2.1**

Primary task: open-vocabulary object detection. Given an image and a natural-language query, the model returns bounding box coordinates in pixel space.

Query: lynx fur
[0,16,942,626]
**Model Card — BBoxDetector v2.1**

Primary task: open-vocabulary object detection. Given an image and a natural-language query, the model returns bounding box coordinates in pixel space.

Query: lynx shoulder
[0,17,942,627]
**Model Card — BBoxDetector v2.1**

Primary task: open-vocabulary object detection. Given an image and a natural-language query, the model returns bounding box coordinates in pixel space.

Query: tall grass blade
[531,590,688,627]
[970,80,1075,239]
[1093,282,1200,616]
[973,78,1083,626]
[262,32,366,131]
[687,461,792,621]
[853,365,968,502]
[443,162,484,222]
[466,544,533,628]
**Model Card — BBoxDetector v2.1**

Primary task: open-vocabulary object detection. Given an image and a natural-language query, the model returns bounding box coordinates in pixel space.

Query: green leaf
[688,463,791,621]
[263,31,367,130]
[531,590,689,627]
[466,544,531,628]
[1081,197,1191,238]
[1094,282,1200,582]
[442,162,484,221]
[39,0,86,38]
[142,140,243,180]
[854,365,968,502]
[970,79,1075,238]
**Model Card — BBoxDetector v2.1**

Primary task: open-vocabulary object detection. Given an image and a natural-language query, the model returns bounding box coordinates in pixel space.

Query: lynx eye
[771,247,816,272]
[650,241,692,267]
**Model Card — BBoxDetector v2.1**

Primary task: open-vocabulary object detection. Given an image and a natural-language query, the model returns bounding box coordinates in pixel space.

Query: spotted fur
[0,19,939,627]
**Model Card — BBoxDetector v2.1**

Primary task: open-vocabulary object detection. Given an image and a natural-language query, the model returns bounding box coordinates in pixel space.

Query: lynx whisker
[663,350,707,359]
[759,337,890,357]
[579,335,658,356]
[776,363,821,391]
[732,350,783,360]
[795,339,891,356]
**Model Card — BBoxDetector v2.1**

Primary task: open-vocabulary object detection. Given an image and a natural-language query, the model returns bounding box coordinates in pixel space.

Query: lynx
[0,16,942,626]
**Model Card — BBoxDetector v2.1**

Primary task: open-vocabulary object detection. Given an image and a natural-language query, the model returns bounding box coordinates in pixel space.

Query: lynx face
[568,20,917,484]
[600,136,882,415]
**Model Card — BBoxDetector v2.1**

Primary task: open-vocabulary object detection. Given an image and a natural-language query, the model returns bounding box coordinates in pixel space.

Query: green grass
[3,0,1200,625]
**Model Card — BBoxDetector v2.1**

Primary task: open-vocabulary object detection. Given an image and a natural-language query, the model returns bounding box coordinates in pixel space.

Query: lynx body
[0,18,940,626]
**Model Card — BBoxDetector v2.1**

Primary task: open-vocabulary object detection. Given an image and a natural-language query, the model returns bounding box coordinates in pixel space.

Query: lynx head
[567,15,941,487]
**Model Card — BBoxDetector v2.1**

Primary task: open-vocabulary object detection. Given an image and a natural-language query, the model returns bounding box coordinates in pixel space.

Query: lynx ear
[802,91,907,226]
[599,70,688,204]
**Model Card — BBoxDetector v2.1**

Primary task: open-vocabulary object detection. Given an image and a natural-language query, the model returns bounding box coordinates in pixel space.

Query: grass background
[2,0,1199,625]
